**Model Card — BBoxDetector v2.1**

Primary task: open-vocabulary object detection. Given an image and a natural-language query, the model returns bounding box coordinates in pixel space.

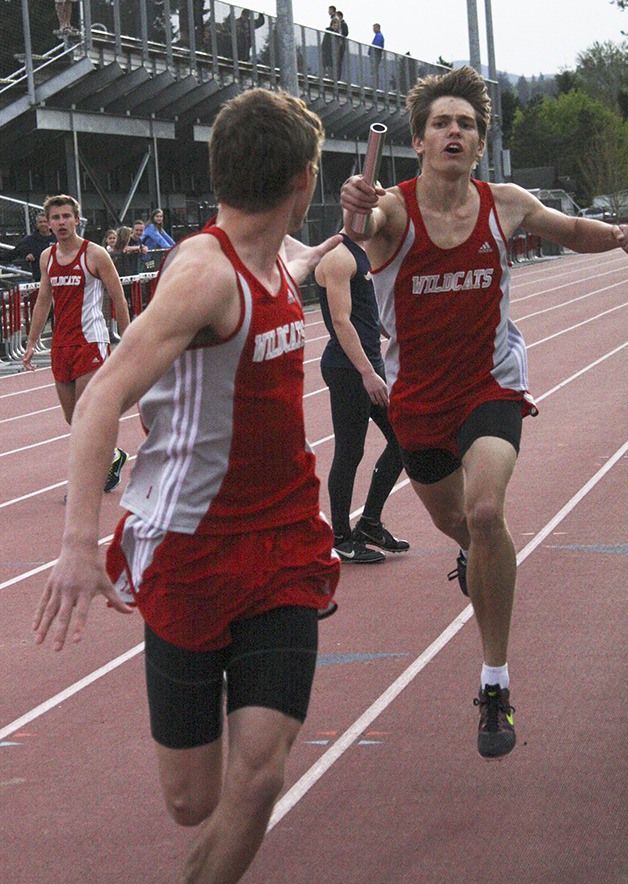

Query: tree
[555,69,578,95]
[511,90,627,202]
[579,124,628,215]
[575,40,628,117]
[500,88,520,148]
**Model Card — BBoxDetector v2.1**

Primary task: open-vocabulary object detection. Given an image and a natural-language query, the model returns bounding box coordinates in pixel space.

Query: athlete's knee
[235,755,286,816]
[228,730,296,816]
[428,505,466,539]
[163,785,220,828]
[465,499,505,539]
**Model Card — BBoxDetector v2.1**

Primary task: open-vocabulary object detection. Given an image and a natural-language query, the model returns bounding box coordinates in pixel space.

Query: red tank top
[372,178,530,448]
[47,240,108,346]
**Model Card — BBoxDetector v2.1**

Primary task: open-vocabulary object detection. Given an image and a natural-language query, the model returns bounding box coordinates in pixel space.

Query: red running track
[0,250,626,883]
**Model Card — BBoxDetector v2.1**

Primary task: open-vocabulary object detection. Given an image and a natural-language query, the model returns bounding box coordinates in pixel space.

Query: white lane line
[267,438,628,831]
[516,283,625,320]
[0,405,61,424]
[527,303,627,348]
[534,343,627,403]
[0,410,139,459]
[0,642,144,742]
[1,442,625,788]
[0,381,55,396]
[511,268,624,304]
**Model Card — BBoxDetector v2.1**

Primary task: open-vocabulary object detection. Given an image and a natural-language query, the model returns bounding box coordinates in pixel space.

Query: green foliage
[511,89,628,202]
[499,89,521,148]
[575,40,628,117]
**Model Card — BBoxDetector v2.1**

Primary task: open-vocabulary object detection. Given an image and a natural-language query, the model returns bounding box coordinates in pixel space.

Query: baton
[351,123,387,235]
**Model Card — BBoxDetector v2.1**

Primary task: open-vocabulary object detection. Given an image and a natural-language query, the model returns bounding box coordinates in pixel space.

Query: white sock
[481,663,509,690]
[460,548,468,561]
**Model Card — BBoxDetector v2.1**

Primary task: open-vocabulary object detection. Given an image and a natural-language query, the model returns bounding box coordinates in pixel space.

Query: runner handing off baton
[340,65,628,758]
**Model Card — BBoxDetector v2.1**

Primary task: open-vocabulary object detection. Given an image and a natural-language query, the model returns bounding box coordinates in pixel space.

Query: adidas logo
[478,241,493,254]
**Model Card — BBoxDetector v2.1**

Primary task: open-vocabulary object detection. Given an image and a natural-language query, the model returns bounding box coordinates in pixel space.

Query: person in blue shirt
[368,23,385,88]
[142,208,175,250]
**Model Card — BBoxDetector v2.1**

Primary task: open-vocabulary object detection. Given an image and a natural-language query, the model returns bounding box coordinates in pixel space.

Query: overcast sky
[256,0,626,78]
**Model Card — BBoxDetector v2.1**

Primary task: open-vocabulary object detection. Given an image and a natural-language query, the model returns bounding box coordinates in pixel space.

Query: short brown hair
[43,194,81,219]
[209,88,324,213]
[406,65,492,141]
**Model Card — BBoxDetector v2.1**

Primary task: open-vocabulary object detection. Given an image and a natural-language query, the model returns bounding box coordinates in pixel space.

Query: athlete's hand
[362,369,389,407]
[22,344,36,372]
[283,234,343,285]
[340,175,386,215]
[612,224,628,253]
[34,548,133,651]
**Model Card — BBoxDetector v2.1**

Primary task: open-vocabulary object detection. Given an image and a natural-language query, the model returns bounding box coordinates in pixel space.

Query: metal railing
[5,0,449,111]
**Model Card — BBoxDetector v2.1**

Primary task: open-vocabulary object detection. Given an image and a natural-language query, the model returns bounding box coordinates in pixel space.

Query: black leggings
[322,362,403,539]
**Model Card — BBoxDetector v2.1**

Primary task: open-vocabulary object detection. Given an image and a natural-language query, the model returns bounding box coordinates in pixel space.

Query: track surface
[1,251,626,883]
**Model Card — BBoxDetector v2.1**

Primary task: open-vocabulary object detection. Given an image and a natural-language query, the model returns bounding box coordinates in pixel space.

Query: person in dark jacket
[12,214,56,281]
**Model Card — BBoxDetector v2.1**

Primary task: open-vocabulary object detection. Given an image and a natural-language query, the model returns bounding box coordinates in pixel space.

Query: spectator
[102,229,118,253]
[235,8,265,62]
[115,225,132,252]
[142,208,175,251]
[12,213,56,282]
[321,16,340,80]
[126,219,150,273]
[335,10,349,80]
[328,5,337,24]
[369,22,385,88]
[53,0,79,37]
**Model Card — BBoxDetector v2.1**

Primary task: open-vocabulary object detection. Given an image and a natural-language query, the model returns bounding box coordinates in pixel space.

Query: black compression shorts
[400,399,523,485]
[144,605,318,749]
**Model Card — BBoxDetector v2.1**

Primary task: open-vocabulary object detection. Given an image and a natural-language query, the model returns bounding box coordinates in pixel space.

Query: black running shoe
[104,448,128,493]
[352,518,410,552]
[333,538,385,564]
[448,551,468,596]
[474,684,516,758]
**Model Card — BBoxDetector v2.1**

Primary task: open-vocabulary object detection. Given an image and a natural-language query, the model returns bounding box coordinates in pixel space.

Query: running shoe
[448,551,468,596]
[352,518,410,553]
[104,448,128,493]
[333,538,385,564]
[474,683,516,758]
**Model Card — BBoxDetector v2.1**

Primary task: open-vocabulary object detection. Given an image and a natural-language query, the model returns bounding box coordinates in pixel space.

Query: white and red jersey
[47,240,109,346]
[372,178,530,450]
[121,225,321,536]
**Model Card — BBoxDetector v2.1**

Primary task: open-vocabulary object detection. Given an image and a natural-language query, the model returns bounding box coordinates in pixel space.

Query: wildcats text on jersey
[50,275,82,287]
[412,267,494,295]
[253,319,305,362]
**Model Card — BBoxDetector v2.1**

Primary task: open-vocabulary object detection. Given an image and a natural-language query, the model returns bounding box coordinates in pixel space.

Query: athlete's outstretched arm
[494,184,628,254]
[282,233,342,284]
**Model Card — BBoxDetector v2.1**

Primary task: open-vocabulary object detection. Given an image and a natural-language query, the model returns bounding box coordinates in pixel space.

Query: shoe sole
[478,734,516,758]
[334,552,386,564]
[352,531,409,553]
